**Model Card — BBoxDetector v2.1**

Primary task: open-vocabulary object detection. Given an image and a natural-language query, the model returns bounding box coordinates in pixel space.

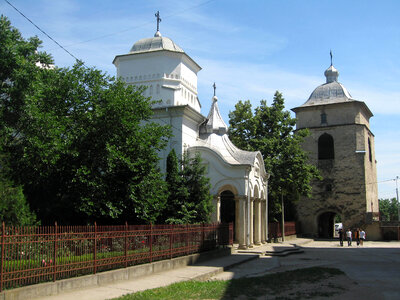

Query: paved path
[214,239,400,299]
[32,238,400,300]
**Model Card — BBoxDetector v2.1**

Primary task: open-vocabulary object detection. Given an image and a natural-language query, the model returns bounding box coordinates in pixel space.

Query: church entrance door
[220,191,236,239]
[318,212,337,238]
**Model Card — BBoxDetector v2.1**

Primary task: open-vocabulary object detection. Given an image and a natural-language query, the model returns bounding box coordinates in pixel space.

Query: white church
[113,14,269,249]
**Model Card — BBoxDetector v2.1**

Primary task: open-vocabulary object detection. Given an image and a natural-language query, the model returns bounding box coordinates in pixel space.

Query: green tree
[181,153,213,223]
[0,177,38,226]
[163,149,189,223]
[228,91,320,221]
[164,150,213,224]
[379,198,399,221]
[0,16,171,224]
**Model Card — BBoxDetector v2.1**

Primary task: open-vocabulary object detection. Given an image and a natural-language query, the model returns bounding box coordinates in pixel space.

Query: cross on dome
[154,11,162,37]
[213,82,216,97]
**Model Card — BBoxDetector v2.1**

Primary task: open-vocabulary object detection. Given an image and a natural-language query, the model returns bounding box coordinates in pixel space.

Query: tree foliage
[0,177,38,226]
[379,198,399,221]
[229,91,320,220]
[0,16,171,225]
[164,150,213,224]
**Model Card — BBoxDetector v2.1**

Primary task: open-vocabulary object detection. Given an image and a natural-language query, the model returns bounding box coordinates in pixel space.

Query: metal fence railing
[268,221,297,239]
[0,222,233,291]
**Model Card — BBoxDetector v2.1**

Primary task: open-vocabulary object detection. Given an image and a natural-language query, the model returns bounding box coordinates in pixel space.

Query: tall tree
[163,149,189,223]
[0,16,171,224]
[229,91,320,220]
[181,153,213,223]
[164,150,213,224]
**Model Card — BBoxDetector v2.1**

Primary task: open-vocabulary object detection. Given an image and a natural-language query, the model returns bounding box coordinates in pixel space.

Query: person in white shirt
[346,229,352,246]
[359,229,366,246]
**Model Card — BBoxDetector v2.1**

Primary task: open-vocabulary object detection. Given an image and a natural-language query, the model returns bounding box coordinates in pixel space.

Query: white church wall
[116,52,200,112]
[181,115,200,149]
[189,147,248,196]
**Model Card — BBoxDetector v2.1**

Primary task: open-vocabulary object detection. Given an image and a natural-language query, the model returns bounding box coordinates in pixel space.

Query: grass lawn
[114,266,345,300]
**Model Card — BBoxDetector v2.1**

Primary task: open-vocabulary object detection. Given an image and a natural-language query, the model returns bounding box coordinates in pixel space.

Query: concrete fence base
[0,247,231,300]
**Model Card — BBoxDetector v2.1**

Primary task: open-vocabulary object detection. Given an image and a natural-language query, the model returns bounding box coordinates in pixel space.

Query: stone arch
[216,184,239,196]
[217,184,239,242]
[318,133,334,159]
[253,185,260,198]
[317,210,342,238]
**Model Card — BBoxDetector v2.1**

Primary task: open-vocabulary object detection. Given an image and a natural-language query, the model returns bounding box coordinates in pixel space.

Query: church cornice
[113,49,201,71]
[294,122,375,137]
[292,99,373,119]
[151,105,206,123]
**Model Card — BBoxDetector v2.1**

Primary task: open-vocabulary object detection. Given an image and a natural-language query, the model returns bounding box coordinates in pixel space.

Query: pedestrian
[346,229,352,246]
[354,228,360,246]
[338,228,343,246]
[359,229,366,246]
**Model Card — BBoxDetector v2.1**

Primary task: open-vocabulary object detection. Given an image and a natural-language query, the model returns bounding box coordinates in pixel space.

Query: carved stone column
[236,196,247,249]
[254,199,262,245]
[249,198,254,247]
[211,195,220,222]
[235,197,239,243]
[261,200,266,243]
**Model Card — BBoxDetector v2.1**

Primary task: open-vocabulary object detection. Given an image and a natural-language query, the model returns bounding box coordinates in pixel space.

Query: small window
[325,184,332,192]
[321,113,327,124]
[368,138,372,162]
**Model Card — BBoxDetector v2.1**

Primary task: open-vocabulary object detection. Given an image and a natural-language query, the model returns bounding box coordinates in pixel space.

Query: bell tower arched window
[318,133,334,160]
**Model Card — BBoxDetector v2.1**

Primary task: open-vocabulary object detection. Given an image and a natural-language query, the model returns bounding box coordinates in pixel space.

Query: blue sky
[2,0,399,199]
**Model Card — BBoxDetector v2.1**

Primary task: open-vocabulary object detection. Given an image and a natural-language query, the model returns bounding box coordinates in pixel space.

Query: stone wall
[296,121,377,236]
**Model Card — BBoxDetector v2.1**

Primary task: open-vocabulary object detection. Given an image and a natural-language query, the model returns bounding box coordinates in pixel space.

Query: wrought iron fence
[0,222,233,291]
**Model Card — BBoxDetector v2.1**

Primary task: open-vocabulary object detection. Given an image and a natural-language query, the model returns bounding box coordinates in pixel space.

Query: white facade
[113,30,269,248]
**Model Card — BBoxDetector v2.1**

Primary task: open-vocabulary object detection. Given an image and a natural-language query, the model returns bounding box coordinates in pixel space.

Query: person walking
[346,229,352,246]
[354,228,360,246]
[359,229,366,246]
[338,228,344,246]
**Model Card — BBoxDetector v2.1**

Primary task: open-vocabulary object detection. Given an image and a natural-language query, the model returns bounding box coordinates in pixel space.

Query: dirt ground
[266,273,382,300]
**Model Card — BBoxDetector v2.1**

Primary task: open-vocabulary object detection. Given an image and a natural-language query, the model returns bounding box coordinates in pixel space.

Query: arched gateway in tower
[113,16,269,248]
[292,61,378,238]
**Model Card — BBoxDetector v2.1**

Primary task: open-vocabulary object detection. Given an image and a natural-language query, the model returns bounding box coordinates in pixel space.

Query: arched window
[156,84,160,94]
[368,138,372,162]
[318,133,334,160]
[149,85,153,95]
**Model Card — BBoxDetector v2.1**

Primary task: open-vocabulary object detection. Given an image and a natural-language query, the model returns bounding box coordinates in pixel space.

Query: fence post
[1,222,5,292]
[202,223,205,251]
[186,224,189,255]
[94,222,97,274]
[124,222,128,268]
[169,225,173,259]
[53,222,57,282]
[149,223,153,263]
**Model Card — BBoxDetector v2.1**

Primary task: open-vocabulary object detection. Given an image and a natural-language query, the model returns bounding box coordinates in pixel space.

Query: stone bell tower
[292,61,378,237]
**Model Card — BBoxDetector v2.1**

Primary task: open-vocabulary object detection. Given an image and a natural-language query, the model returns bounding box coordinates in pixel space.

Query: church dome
[301,64,353,107]
[130,32,184,54]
